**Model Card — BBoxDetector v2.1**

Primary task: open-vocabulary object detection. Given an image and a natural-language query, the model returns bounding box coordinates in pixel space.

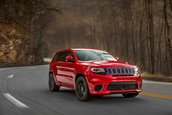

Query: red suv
[49,48,142,101]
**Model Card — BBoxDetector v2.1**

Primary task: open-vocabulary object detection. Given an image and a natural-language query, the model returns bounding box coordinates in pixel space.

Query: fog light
[95,85,103,91]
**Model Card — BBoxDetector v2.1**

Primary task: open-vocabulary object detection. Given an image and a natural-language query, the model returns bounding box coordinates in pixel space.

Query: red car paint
[49,48,142,95]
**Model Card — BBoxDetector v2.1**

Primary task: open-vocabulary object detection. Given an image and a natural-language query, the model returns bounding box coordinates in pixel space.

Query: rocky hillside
[0,0,57,67]
[0,23,25,67]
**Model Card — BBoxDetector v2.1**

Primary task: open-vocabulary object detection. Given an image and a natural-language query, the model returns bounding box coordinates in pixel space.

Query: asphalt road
[0,65,172,115]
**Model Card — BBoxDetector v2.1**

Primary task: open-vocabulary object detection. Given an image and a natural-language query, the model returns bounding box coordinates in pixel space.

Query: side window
[65,51,75,61]
[57,51,66,61]
[56,51,74,62]
[66,51,73,57]
[52,52,59,61]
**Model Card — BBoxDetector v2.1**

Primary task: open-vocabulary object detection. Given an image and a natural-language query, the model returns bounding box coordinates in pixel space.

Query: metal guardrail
[43,58,52,63]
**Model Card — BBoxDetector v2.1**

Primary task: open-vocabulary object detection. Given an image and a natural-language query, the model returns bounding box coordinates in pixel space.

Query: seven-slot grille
[107,82,138,90]
[105,68,135,76]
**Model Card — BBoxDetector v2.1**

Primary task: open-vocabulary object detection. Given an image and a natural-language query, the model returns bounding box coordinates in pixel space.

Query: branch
[169,0,172,11]
[36,8,63,15]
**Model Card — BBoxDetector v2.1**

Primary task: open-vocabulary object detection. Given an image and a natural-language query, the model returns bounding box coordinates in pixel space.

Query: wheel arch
[49,70,53,75]
[49,70,59,86]
[75,73,85,82]
[74,73,89,89]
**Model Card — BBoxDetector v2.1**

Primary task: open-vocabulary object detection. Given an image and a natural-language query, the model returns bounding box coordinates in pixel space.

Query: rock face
[0,23,25,67]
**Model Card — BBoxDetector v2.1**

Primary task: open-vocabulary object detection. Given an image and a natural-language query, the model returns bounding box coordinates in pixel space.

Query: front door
[56,51,75,87]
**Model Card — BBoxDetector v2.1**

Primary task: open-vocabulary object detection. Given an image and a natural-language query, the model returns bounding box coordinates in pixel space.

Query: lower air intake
[107,82,137,90]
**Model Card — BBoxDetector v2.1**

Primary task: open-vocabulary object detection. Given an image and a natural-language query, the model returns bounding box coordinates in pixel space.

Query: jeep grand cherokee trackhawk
[49,48,142,101]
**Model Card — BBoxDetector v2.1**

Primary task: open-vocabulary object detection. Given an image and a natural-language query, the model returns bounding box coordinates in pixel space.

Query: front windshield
[75,50,116,61]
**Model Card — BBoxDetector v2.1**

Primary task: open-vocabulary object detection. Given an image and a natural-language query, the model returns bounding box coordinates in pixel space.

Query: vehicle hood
[79,60,137,68]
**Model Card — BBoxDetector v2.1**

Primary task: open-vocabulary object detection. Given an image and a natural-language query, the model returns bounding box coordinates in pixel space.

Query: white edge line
[0,68,11,71]
[3,93,29,108]
[7,74,14,79]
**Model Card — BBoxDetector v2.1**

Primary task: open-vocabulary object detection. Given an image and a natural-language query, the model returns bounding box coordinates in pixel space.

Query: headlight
[91,68,106,74]
[134,67,140,74]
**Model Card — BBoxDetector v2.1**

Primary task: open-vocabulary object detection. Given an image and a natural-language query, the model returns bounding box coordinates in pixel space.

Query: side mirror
[65,56,74,62]
[115,57,119,61]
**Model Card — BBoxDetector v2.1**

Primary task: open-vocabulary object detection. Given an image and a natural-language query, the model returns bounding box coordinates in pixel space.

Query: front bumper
[87,74,142,95]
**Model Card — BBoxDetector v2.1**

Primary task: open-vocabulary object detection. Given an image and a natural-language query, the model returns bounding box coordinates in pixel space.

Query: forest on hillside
[0,0,172,75]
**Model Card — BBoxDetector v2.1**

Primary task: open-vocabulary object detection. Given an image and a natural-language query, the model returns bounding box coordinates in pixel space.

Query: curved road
[0,65,172,115]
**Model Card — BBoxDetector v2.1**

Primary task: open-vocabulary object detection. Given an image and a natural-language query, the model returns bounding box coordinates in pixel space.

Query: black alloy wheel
[75,76,91,101]
[49,73,60,92]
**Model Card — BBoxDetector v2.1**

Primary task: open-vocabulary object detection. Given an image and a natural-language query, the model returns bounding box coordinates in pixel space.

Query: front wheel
[122,92,139,98]
[75,76,91,101]
[49,73,60,92]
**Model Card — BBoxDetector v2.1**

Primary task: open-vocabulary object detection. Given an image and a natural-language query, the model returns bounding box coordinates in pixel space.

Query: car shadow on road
[91,95,144,104]
[59,88,75,94]
[57,88,145,104]
[38,88,145,105]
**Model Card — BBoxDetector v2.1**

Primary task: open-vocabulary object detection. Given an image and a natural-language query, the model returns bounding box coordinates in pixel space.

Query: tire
[75,76,91,101]
[122,92,139,98]
[49,73,60,92]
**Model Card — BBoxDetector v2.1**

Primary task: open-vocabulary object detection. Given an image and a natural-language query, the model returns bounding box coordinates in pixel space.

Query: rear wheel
[75,76,91,101]
[122,92,139,98]
[49,73,60,92]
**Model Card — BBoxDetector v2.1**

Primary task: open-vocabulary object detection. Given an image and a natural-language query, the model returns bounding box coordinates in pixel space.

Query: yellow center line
[140,92,172,100]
